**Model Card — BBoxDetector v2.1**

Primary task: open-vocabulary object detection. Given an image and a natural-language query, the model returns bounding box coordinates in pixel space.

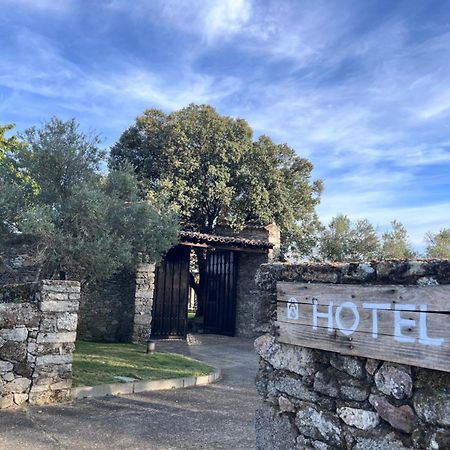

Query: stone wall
[77,271,136,342]
[254,260,450,450]
[0,244,41,284]
[0,280,80,409]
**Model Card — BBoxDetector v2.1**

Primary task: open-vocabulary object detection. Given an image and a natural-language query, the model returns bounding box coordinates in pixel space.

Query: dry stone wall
[77,272,136,342]
[0,280,80,409]
[254,261,450,450]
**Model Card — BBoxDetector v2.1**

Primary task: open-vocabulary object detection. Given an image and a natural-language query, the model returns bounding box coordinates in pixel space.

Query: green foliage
[2,118,178,282]
[73,341,213,387]
[0,124,38,240]
[110,104,322,256]
[318,214,380,262]
[425,228,450,259]
[381,220,416,259]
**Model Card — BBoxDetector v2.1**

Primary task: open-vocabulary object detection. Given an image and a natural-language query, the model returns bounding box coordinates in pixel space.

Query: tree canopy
[0,124,39,240]
[425,228,450,259]
[318,214,380,262]
[380,220,416,260]
[110,104,323,256]
[0,118,178,282]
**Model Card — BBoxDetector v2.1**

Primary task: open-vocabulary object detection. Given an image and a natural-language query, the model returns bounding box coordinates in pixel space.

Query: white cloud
[203,0,252,42]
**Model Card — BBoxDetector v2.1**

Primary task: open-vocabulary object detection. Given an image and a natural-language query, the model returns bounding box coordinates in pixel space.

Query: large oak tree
[110,104,323,256]
[110,104,322,315]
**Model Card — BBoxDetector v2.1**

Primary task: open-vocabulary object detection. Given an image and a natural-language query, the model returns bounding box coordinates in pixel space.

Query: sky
[1,0,449,251]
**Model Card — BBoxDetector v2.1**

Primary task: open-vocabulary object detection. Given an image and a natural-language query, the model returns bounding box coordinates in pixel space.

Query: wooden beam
[179,241,268,254]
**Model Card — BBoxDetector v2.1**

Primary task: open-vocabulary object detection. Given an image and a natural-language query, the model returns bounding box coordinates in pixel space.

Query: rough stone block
[330,354,365,379]
[313,370,339,398]
[278,395,296,413]
[40,301,79,312]
[270,372,319,402]
[45,292,69,301]
[295,401,344,447]
[0,394,13,409]
[0,341,27,362]
[4,377,31,393]
[353,432,410,450]
[413,391,450,427]
[0,327,28,342]
[365,358,381,376]
[374,363,412,400]
[35,354,72,366]
[0,361,14,373]
[0,304,40,329]
[2,371,14,381]
[13,393,28,405]
[28,388,71,405]
[56,313,78,331]
[36,342,75,355]
[13,361,33,378]
[369,394,417,433]
[337,407,379,430]
[36,332,77,344]
[255,334,321,380]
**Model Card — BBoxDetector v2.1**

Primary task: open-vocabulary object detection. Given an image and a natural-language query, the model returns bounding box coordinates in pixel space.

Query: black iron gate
[203,250,238,335]
[151,245,190,338]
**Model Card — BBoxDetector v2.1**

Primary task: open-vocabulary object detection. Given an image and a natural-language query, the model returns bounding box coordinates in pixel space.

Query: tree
[110,104,323,253]
[425,228,450,259]
[1,118,179,283]
[0,124,38,242]
[381,220,416,259]
[352,219,380,261]
[318,215,380,262]
[110,104,322,314]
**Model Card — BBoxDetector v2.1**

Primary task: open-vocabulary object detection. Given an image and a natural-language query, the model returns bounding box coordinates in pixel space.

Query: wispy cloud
[1,0,449,251]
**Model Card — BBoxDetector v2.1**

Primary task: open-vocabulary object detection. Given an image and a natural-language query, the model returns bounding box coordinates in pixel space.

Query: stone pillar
[234,224,281,338]
[0,279,80,409]
[235,252,270,338]
[132,263,156,343]
[29,280,80,405]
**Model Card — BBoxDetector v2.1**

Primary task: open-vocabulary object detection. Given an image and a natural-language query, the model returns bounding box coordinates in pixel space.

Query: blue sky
[1,0,449,250]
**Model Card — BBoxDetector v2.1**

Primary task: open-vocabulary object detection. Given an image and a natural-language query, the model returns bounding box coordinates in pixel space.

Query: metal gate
[151,245,190,338]
[203,249,238,335]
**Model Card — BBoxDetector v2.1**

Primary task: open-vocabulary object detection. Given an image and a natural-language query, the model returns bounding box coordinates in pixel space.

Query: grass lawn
[73,341,213,387]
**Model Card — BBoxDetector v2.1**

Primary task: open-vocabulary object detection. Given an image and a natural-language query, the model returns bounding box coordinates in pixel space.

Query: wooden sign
[276,282,450,373]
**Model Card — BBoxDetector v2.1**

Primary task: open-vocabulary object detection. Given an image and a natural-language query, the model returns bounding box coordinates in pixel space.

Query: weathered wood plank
[278,282,450,312]
[276,320,450,373]
[276,282,450,372]
[277,303,449,341]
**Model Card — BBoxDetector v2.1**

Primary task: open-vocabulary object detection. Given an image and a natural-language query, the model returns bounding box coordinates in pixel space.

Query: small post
[146,340,156,354]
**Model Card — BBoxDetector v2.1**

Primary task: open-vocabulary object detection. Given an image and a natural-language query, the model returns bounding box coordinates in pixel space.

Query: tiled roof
[179,231,273,249]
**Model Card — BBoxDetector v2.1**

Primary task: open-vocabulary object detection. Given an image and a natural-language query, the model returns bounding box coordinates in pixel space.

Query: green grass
[72,341,213,387]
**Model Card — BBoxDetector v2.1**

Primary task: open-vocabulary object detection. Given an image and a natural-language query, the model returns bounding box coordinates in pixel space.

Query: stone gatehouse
[0,225,281,344]
[77,224,281,343]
